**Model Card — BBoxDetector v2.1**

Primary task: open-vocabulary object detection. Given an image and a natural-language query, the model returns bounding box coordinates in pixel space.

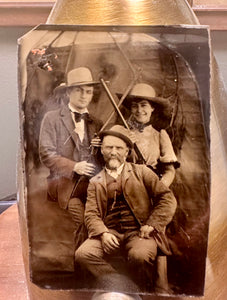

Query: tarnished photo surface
[18,25,210,296]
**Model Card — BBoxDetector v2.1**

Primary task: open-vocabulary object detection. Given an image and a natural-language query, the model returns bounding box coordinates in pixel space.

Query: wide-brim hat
[55,67,100,92]
[118,83,170,110]
[99,125,133,149]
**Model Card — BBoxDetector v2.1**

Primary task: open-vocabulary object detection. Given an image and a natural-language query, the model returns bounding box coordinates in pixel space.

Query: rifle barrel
[100,78,146,164]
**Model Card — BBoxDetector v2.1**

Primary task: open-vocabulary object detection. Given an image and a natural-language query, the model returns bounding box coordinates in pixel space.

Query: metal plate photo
[18,24,210,297]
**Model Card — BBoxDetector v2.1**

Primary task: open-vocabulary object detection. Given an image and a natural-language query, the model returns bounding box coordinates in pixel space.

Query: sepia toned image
[18,25,210,297]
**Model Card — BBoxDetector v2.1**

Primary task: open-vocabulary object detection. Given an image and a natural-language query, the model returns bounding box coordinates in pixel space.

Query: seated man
[75,125,177,292]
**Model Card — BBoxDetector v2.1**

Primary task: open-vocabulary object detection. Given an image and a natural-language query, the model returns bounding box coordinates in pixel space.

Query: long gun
[70,79,146,199]
[100,78,146,165]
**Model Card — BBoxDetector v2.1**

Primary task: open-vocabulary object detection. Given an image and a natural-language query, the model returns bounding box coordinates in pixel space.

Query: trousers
[75,233,157,291]
[67,197,88,250]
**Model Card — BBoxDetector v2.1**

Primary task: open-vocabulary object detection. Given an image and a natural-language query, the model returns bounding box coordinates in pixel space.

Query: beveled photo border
[18,24,210,297]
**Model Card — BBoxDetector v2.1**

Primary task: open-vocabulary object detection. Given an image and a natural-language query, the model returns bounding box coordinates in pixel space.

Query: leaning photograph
[18,24,210,297]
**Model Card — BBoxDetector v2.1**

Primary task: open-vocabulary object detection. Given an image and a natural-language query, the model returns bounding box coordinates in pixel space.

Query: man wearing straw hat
[75,125,177,292]
[39,67,102,249]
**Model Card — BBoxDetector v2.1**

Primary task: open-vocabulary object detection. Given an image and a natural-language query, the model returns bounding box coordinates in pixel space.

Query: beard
[106,157,122,170]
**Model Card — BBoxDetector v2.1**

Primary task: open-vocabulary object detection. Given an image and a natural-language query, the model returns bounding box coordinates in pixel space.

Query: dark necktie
[74,112,88,122]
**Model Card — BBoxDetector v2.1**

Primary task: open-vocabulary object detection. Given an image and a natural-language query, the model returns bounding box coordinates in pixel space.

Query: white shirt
[68,103,88,142]
[105,163,125,179]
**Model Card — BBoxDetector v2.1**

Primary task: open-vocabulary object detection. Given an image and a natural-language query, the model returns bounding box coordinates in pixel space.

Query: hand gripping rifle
[69,138,102,202]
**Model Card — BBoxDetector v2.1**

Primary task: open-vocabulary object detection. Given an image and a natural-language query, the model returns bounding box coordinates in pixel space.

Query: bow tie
[74,112,89,122]
[128,117,150,132]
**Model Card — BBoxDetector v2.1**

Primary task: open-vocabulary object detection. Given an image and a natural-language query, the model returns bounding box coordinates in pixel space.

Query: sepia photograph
[18,24,210,297]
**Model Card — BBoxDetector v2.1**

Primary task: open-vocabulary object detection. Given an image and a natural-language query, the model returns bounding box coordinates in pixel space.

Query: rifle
[100,78,146,165]
[70,139,103,202]
[71,32,144,197]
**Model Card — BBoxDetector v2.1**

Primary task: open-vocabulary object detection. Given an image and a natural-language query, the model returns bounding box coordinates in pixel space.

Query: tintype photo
[18,25,210,296]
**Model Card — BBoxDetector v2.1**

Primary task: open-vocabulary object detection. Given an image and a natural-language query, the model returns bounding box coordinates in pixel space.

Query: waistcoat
[104,172,139,233]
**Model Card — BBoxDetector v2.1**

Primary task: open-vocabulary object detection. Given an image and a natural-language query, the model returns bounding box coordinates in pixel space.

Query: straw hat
[119,83,170,110]
[55,67,99,91]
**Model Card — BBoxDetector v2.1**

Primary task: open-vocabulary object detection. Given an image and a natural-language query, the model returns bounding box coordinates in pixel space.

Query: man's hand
[73,161,96,176]
[128,131,137,144]
[101,232,120,254]
[90,136,102,148]
[139,225,154,239]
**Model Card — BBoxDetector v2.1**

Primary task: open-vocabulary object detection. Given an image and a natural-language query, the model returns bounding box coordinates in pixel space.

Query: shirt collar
[105,163,125,179]
[68,103,88,114]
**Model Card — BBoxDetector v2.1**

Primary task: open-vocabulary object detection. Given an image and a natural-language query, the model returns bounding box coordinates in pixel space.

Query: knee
[75,242,101,267]
[128,248,145,264]
[128,248,156,265]
[75,246,88,267]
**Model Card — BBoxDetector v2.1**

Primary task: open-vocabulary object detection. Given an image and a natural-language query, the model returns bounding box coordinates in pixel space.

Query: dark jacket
[85,162,177,255]
[39,105,102,209]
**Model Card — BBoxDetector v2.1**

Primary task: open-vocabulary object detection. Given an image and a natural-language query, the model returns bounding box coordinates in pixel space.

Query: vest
[104,172,139,234]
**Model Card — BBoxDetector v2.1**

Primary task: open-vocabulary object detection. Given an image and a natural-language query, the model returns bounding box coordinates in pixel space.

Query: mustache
[107,156,121,161]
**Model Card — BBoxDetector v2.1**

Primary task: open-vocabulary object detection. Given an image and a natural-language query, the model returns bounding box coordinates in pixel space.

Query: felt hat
[119,83,170,110]
[99,125,133,148]
[55,67,99,91]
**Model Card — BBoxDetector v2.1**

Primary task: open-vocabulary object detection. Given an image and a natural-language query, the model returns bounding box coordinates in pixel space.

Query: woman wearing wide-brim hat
[119,83,178,188]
